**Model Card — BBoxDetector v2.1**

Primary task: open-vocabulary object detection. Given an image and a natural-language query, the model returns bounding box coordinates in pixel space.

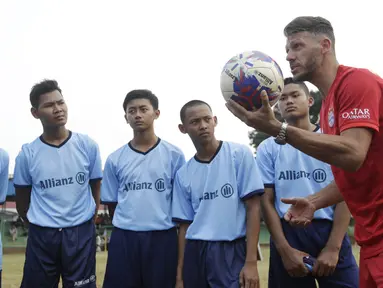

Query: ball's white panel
[220,50,284,109]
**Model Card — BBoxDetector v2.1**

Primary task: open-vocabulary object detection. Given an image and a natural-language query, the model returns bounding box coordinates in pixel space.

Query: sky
[1,0,382,172]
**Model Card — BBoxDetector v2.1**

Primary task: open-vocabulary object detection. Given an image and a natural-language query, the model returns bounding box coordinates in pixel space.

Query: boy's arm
[172,172,194,284]
[15,187,31,224]
[244,195,261,260]
[237,148,265,288]
[261,187,308,277]
[176,223,190,285]
[255,143,308,277]
[0,150,9,205]
[325,202,351,251]
[241,195,263,287]
[87,137,103,220]
[90,180,101,221]
[261,187,290,251]
[313,202,351,277]
[255,143,291,252]
[14,148,32,225]
[100,157,119,221]
[107,203,117,220]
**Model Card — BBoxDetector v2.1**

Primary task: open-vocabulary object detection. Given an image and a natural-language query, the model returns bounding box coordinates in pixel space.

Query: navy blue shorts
[103,226,178,288]
[269,219,359,288]
[21,219,96,288]
[183,237,246,288]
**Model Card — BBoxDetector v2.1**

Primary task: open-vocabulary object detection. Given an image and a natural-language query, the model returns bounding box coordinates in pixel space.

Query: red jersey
[320,65,383,258]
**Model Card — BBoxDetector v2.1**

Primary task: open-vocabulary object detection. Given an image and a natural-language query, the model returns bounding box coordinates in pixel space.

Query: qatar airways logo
[341,108,370,120]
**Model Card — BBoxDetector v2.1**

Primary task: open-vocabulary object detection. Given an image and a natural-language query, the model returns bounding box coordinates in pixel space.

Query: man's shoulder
[335,65,380,88]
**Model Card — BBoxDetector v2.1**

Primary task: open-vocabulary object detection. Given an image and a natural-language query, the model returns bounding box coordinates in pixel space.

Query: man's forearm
[308,181,344,211]
[245,196,261,262]
[325,201,351,250]
[283,125,364,171]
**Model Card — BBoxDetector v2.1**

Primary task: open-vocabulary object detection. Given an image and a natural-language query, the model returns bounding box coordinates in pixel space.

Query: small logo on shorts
[74,274,96,287]
[328,107,335,128]
[221,183,234,198]
[76,172,86,185]
[155,178,166,192]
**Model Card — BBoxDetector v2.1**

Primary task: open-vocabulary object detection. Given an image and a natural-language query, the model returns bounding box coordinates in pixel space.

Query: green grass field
[1,245,361,288]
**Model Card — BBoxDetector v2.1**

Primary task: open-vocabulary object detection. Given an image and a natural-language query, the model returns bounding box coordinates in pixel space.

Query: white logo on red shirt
[341,108,370,120]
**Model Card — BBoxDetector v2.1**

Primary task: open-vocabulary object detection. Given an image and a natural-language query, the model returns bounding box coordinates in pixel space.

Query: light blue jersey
[256,126,335,220]
[0,149,9,271]
[172,141,264,241]
[101,138,185,231]
[13,131,103,228]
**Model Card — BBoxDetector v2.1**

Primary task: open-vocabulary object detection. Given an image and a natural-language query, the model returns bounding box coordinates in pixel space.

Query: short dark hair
[284,16,335,46]
[284,77,310,97]
[180,100,212,123]
[123,89,159,112]
[30,79,62,108]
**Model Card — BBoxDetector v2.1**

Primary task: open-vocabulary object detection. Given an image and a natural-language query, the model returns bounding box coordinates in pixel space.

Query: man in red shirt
[226,16,383,288]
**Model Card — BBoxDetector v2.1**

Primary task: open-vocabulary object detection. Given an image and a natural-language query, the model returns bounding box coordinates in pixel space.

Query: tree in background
[249,90,322,152]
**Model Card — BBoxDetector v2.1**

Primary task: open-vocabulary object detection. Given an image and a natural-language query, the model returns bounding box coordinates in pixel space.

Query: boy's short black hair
[123,89,159,111]
[284,77,310,97]
[180,100,212,123]
[30,79,62,108]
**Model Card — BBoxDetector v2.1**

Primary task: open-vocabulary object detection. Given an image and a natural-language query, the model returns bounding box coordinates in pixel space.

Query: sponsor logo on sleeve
[341,108,370,120]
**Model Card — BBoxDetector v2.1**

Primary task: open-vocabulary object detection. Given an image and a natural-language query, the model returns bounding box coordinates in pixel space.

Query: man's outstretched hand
[281,197,316,227]
[225,90,281,135]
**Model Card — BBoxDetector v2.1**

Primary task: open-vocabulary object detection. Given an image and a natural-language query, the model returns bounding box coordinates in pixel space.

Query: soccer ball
[220,50,284,110]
